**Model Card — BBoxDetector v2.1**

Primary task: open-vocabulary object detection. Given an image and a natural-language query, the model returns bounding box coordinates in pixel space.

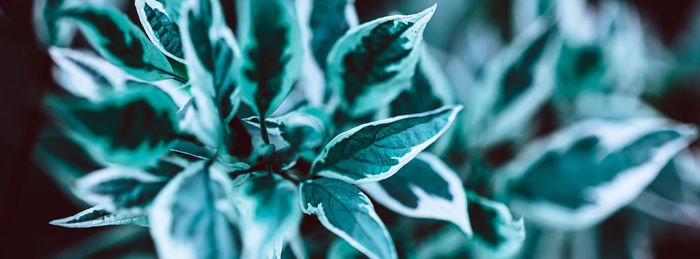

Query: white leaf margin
[135,0,185,62]
[299,180,398,259]
[498,118,698,229]
[311,105,463,184]
[360,152,472,236]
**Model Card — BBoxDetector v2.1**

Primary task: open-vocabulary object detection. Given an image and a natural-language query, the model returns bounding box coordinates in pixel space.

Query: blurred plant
[33,0,700,258]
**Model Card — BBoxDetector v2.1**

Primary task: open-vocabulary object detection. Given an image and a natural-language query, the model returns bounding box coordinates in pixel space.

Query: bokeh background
[2,0,700,258]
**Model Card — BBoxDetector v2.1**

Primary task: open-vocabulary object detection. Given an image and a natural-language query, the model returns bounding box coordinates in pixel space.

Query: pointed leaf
[467,19,559,147]
[236,175,301,259]
[300,178,397,259]
[135,0,185,62]
[326,5,435,117]
[180,0,242,151]
[466,192,525,258]
[150,161,240,259]
[311,105,462,183]
[58,6,176,81]
[50,206,148,228]
[502,118,697,229]
[74,166,171,214]
[49,47,129,101]
[243,108,328,151]
[238,0,304,116]
[309,0,356,68]
[360,152,471,235]
[45,87,179,167]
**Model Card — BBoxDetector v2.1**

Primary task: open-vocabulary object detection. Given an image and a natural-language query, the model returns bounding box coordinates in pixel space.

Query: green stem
[152,66,188,84]
[257,113,274,175]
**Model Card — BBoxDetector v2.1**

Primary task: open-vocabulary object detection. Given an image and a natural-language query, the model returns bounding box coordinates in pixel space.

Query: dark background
[1,0,699,258]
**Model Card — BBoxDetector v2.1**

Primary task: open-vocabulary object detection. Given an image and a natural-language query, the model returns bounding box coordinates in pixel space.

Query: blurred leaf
[311,105,462,183]
[326,5,435,117]
[238,0,304,117]
[235,175,301,259]
[309,0,356,69]
[300,178,397,259]
[58,6,176,81]
[149,161,240,259]
[466,191,525,259]
[46,87,179,167]
[503,118,697,229]
[50,206,149,228]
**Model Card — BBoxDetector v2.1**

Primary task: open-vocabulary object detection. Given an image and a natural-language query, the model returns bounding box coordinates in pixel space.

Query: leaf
[45,87,179,167]
[299,178,397,259]
[243,108,328,151]
[58,6,176,82]
[149,161,240,259]
[311,105,462,183]
[74,166,171,215]
[49,47,129,101]
[237,0,304,116]
[326,5,435,117]
[360,152,471,235]
[389,47,454,117]
[135,0,185,62]
[180,0,242,152]
[50,206,148,228]
[502,118,697,229]
[309,0,356,68]
[235,175,301,259]
[466,19,559,147]
[466,192,525,258]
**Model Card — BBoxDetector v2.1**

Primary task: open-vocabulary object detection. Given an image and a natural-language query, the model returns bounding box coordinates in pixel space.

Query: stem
[277,171,300,185]
[258,114,271,145]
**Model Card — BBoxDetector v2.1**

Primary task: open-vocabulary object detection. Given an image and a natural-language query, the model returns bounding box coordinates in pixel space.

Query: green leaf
[360,152,471,235]
[74,166,171,214]
[300,178,397,259]
[49,47,129,101]
[309,0,357,68]
[45,87,179,167]
[180,0,245,152]
[502,118,697,229]
[50,206,149,228]
[58,6,176,82]
[466,19,559,147]
[466,192,525,258]
[237,0,304,116]
[326,5,435,117]
[311,105,462,183]
[135,0,185,62]
[235,175,301,259]
[150,161,240,259]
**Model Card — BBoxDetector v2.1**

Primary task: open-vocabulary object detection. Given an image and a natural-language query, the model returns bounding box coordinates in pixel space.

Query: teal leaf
[554,42,606,98]
[326,5,436,117]
[466,192,525,258]
[360,152,471,235]
[309,0,356,68]
[466,19,559,147]
[45,87,179,167]
[502,118,697,229]
[237,0,304,116]
[150,161,240,259]
[243,108,328,151]
[135,0,185,62]
[58,6,176,82]
[161,0,185,21]
[311,105,462,183]
[300,178,397,259]
[389,47,454,116]
[74,167,170,214]
[180,0,242,151]
[235,175,301,259]
[49,47,129,101]
[50,206,148,228]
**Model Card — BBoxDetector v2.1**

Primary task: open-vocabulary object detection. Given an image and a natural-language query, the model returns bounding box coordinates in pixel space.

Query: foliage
[35,0,700,258]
